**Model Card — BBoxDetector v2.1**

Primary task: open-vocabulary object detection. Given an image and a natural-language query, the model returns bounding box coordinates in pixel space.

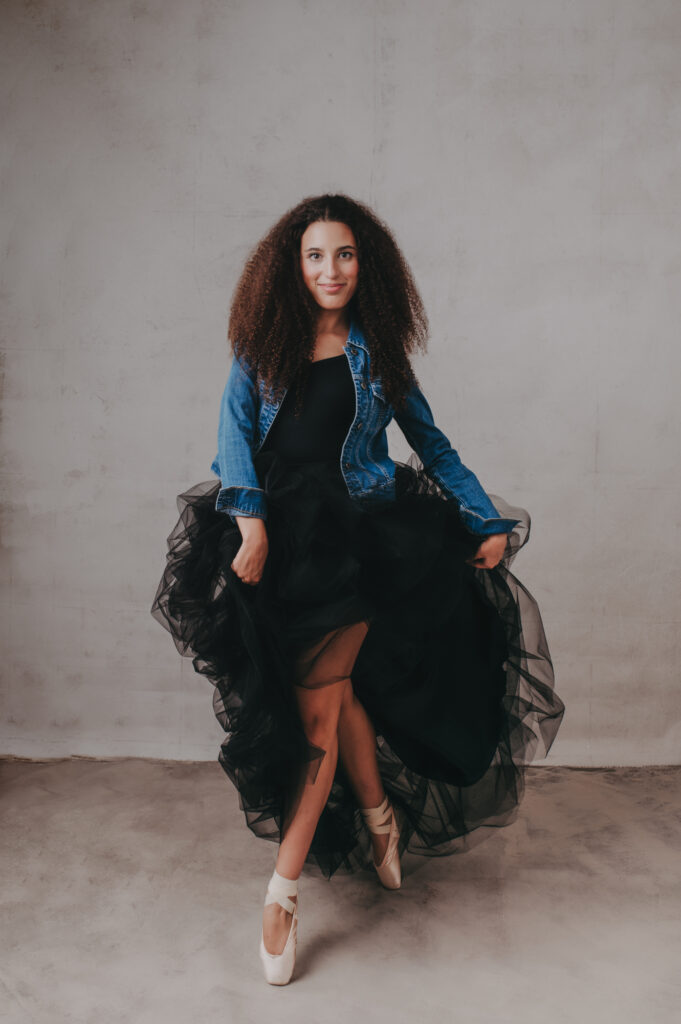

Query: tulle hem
[151,451,564,878]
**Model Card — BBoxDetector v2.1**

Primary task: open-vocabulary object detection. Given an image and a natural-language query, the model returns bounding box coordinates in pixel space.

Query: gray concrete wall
[1,0,679,765]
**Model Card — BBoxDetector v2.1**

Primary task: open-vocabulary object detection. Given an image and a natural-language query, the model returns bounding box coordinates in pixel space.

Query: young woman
[151,193,564,986]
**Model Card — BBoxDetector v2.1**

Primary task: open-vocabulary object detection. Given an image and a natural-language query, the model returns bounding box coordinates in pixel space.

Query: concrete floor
[1,759,680,1024]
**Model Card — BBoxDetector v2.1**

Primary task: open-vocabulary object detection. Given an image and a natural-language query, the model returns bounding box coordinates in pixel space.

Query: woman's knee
[296,678,351,745]
[339,677,356,713]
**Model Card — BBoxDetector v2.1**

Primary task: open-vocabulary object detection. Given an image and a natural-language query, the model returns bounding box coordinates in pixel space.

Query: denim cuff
[215,485,267,523]
[458,507,522,537]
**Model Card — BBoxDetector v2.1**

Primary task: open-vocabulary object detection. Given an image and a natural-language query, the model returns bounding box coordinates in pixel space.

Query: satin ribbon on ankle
[264,868,298,915]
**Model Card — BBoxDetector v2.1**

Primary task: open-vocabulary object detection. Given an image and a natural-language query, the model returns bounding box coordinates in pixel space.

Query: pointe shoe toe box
[376,853,401,890]
[259,917,297,985]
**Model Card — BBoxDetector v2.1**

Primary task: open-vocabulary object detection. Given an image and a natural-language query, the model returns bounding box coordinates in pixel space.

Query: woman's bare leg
[336,682,389,864]
[262,621,372,955]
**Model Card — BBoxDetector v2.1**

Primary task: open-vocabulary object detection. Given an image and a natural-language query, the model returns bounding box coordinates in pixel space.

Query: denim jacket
[210,319,521,537]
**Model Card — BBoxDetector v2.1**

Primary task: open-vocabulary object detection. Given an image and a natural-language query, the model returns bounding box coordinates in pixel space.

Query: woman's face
[300,220,359,311]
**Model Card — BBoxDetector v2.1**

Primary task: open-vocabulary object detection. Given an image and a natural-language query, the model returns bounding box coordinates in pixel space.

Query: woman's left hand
[465,532,509,570]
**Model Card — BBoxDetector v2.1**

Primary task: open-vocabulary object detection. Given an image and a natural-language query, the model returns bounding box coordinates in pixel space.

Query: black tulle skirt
[151,449,565,879]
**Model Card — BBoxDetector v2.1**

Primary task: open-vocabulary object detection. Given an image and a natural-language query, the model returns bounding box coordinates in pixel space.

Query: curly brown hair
[227,193,429,412]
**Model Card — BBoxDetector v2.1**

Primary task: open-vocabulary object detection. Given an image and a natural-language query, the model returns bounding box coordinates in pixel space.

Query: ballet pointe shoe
[360,794,402,890]
[259,868,299,986]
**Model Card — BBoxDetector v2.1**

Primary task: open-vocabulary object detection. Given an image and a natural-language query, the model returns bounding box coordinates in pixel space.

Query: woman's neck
[313,308,351,339]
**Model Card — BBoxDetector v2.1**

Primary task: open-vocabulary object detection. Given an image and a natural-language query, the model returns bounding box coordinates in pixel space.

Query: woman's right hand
[231,516,269,585]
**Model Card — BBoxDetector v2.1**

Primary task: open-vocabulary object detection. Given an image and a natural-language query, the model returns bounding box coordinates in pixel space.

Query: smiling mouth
[319,284,344,291]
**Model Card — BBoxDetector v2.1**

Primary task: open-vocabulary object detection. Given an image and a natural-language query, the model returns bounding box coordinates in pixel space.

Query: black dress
[151,354,565,878]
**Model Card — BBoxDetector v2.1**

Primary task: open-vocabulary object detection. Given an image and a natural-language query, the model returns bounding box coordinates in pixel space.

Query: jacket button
[356,420,363,428]
[361,382,366,390]
[344,462,350,469]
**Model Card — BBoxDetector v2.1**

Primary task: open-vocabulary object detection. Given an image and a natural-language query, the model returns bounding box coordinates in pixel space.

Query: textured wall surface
[1,0,679,764]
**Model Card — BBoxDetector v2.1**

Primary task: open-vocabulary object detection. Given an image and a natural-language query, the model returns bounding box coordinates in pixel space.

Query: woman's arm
[213,350,268,524]
[212,350,270,584]
[393,381,521,537]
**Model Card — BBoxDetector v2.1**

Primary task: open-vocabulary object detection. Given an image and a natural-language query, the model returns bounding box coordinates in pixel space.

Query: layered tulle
[151,449,564,878]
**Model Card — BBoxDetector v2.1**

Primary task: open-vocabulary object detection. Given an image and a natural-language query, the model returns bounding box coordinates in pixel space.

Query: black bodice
[259,354,356,462]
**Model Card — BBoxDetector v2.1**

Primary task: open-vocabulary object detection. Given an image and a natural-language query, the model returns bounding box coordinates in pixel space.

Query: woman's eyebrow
[303,244,358,252]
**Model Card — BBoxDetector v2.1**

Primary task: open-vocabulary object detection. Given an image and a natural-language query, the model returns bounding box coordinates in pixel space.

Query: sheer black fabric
[151,449,565,879]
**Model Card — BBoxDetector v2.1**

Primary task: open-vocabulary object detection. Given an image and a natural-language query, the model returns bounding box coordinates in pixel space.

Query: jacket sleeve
[393,382,521,537]
[213,351,268,523]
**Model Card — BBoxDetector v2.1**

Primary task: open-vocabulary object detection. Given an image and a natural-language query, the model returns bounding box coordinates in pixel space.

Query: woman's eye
[305,251,355,261]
